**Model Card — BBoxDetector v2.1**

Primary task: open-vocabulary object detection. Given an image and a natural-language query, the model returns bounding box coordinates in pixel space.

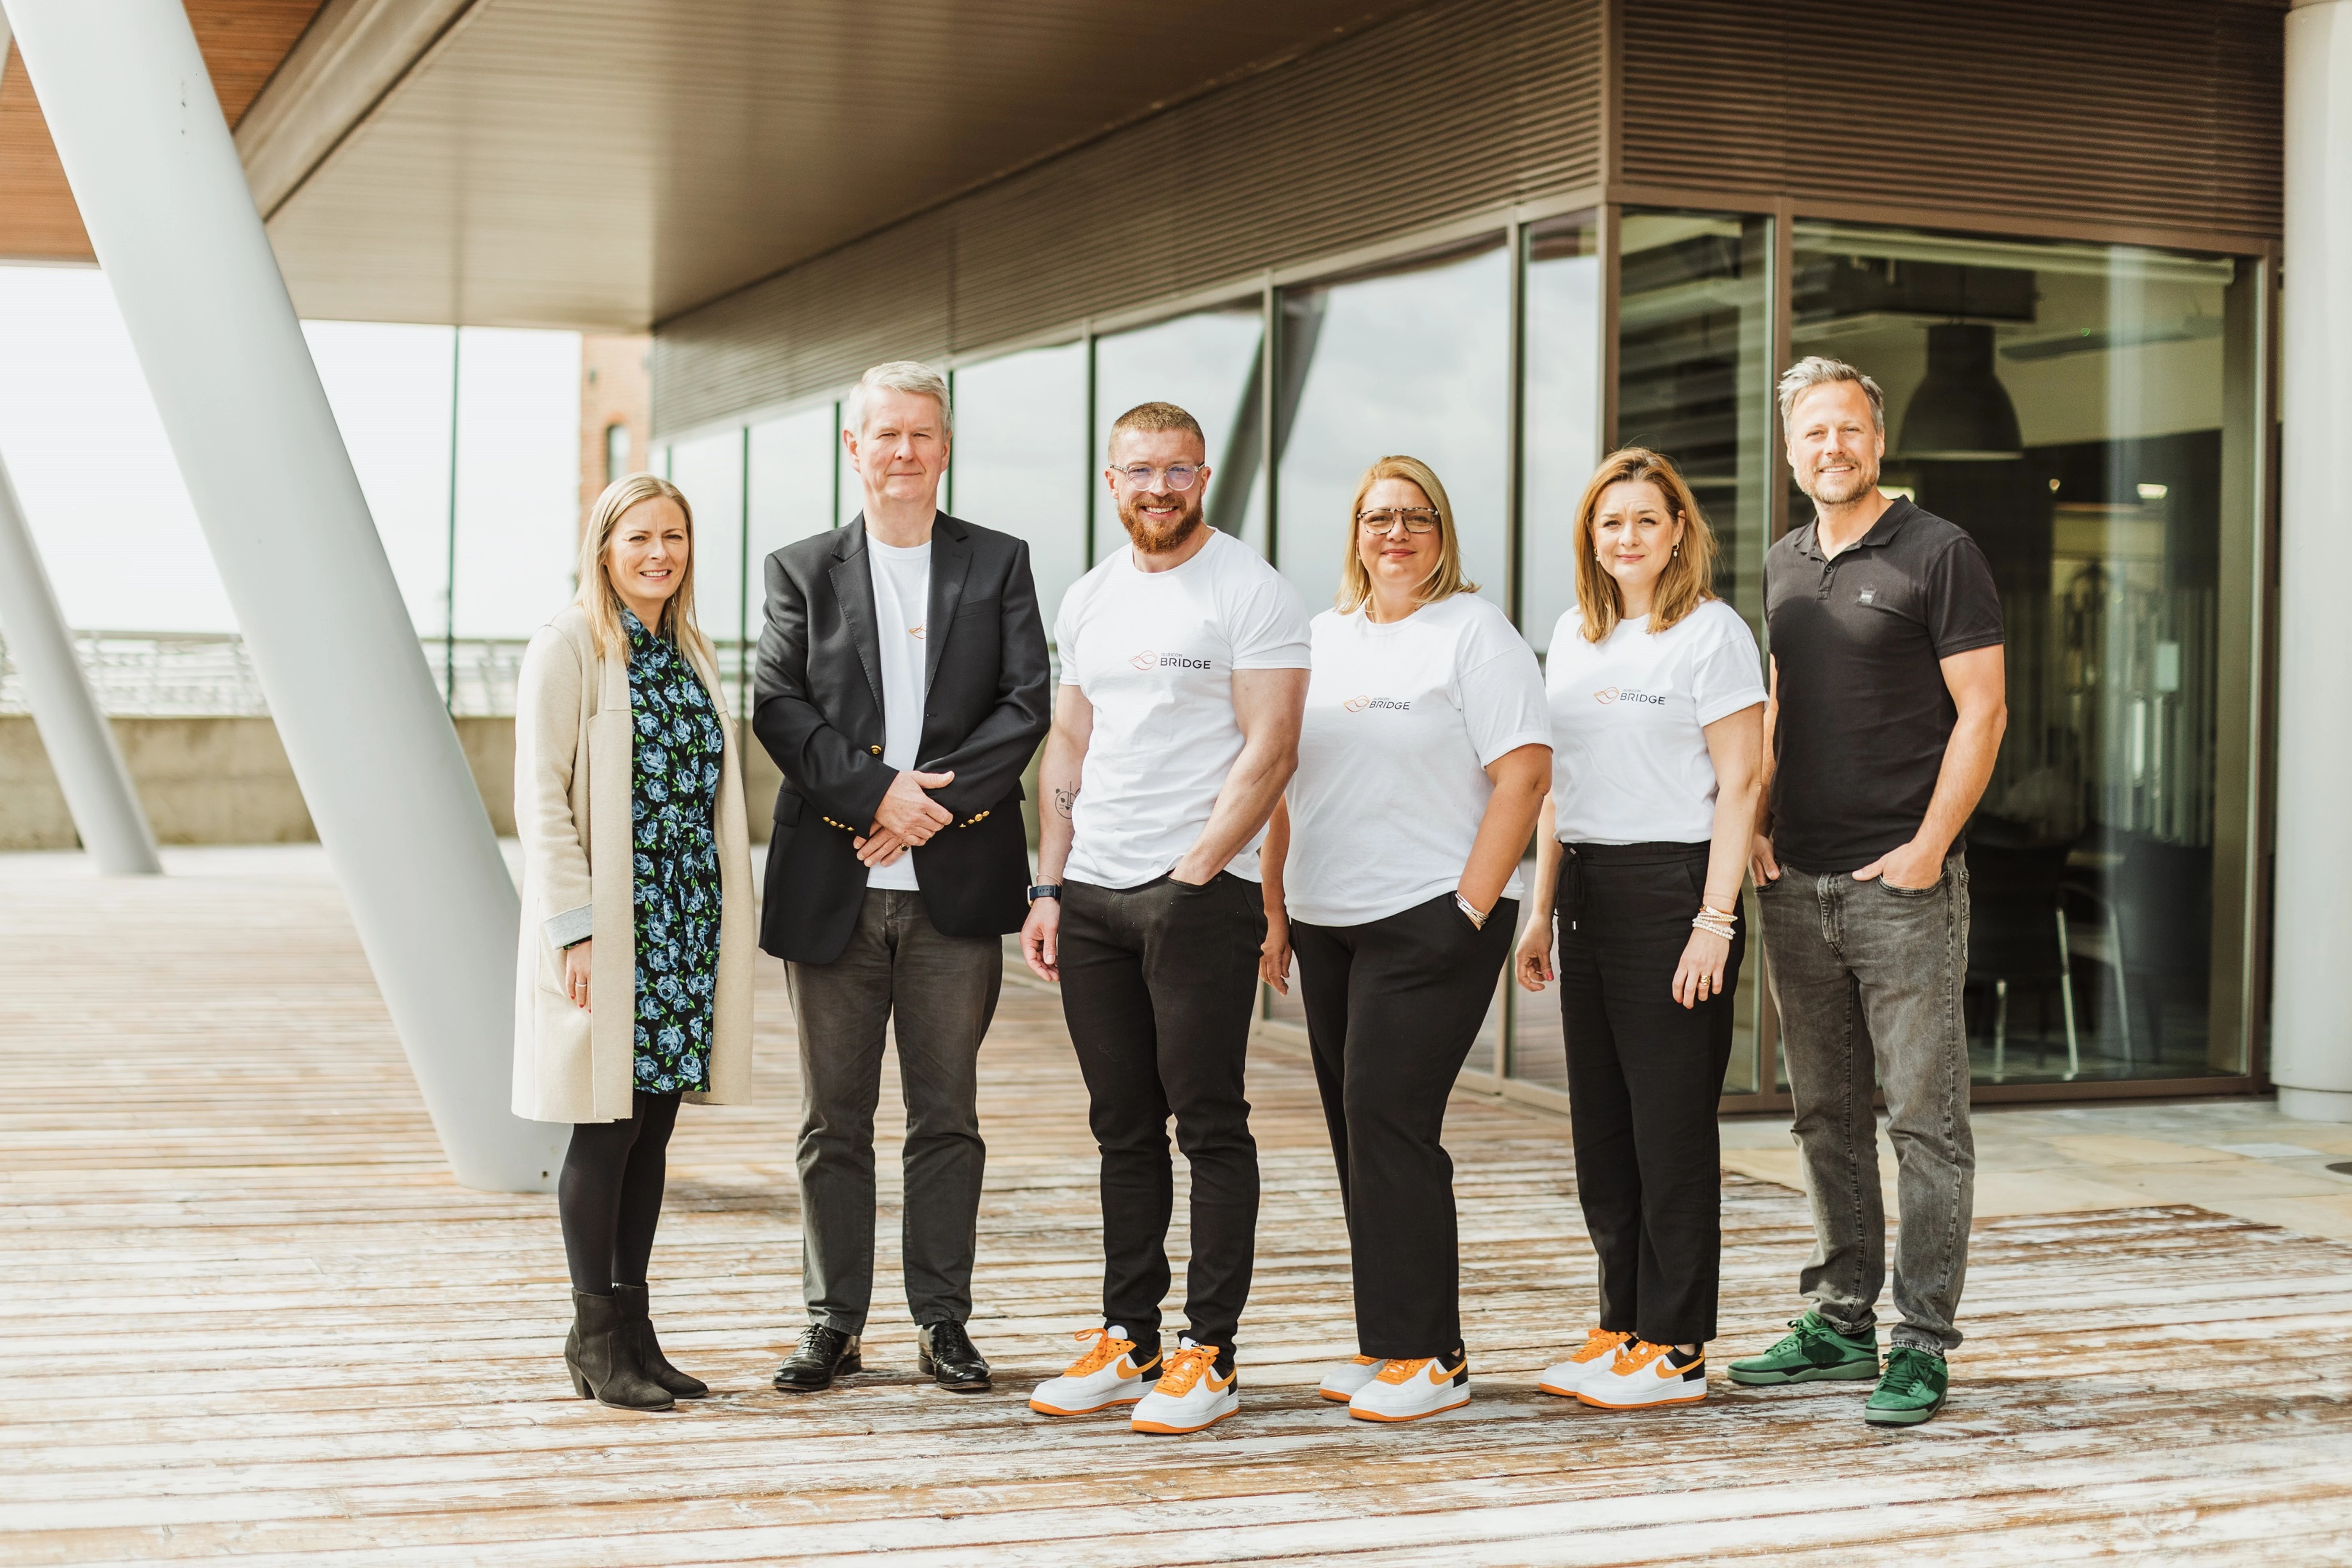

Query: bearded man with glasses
[1020,401,1312,1435]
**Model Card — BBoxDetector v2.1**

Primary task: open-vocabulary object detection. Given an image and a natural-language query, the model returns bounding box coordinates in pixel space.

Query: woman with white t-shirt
[1259,455,1551,1425]
[1515,446,1764,1413]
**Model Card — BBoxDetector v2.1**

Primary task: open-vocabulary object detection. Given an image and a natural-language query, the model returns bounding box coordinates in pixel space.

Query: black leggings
[557,1089,682,1293]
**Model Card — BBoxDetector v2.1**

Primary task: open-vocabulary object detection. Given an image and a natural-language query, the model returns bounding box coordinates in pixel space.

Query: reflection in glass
[1094,303,1267,556]
[1789,222,2251,1085]
[951,341,1091,624]
[1276,241,1511,615]
[1521,214,1602,654]
[1513,211,1771,1098]
[667,428,747,692]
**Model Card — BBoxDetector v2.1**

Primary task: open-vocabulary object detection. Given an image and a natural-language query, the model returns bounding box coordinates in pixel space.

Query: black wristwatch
[1026,883,1064,904]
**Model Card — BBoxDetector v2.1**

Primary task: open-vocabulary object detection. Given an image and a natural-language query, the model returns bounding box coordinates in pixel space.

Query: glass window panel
[666,428,748,691]
[1276,240,1511,616]
[1512,211,1773,1098]
[950,341,1090,625]
[1094,302,1267,557]
[749,404,839,560]
[1521,214,1603,654]
[1789,221,2251,1086]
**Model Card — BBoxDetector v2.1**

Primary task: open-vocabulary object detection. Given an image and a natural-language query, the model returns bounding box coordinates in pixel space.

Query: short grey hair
[1777,355,1886,433]
[845,360,953,438]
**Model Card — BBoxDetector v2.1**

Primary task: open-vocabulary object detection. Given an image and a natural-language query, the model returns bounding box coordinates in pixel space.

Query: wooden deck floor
[7,846,2352,1564]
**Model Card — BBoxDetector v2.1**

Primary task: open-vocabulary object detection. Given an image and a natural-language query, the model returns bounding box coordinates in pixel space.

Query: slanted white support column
[7,0,567,1188]
[2276,0,2352,1119]
[0,452,162,875]
[0,9,160,876]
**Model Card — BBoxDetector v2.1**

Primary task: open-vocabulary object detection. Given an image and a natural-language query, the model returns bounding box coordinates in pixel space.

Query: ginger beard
[1116,478,1206,554]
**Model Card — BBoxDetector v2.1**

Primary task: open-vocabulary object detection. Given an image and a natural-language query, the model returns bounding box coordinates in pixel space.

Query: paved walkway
[5,845,2352,1564]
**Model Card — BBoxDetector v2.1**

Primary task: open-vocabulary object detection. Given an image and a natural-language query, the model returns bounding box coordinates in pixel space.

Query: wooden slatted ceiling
[7,847,2352,1561]
[1617,0,2285,247]
[0,1,327,263]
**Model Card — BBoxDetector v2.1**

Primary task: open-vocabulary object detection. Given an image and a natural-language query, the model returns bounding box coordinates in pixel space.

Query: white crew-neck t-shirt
[1054,528,1313,889]
[1284,594,1551,927]
[864,535,932,891]
[1544,598,1766,845]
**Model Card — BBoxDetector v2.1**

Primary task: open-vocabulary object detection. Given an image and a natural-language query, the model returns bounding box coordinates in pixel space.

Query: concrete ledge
[1,714,780,849]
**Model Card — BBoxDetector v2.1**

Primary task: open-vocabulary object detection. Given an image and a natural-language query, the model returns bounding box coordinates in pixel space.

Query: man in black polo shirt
[1727,356,2006,1429]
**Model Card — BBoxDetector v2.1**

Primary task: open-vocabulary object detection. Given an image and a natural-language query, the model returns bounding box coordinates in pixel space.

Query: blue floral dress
[622,609,726,1094]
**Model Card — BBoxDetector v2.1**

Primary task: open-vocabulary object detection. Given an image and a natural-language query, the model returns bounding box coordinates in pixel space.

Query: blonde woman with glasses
[1515,447,1764,1412]
[1258,455,1550,1423]
[513,472,755,1411]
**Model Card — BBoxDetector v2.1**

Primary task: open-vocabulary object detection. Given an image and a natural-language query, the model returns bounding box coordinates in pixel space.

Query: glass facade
[652,205,2268,1106]
[1789,223,2258,1086]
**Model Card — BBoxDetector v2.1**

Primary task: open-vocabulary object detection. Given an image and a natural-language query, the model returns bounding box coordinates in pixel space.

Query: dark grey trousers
[1757,854,1976,1353]
[784,888,1002,1334]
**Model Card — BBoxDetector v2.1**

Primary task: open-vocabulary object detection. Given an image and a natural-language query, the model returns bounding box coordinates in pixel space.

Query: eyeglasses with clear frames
[1115,463,1203,492]
[1356,507,1441,536]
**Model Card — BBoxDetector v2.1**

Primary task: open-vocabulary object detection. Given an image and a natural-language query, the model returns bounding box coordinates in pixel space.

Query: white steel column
[7,0,567,1187]
[0,453,162,874]
[2275,0,2352,1119]
[0,8,159,876]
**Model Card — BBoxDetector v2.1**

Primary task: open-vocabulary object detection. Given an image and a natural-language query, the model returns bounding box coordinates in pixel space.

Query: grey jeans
[784,888,1002,1334]
[1757,854,1975,1353]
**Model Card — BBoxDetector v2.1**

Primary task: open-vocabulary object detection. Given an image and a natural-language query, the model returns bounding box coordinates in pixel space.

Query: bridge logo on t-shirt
[1593,686,1620,704]
[1594,685,1665,707]
[1131,649,1213,672]
[1344,695,1411,713]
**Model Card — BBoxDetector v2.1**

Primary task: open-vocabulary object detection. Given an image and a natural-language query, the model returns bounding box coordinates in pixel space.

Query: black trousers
[557,1089,682,1294]
[1556,842,1744,1346]
[1058,871,1266,1353]
[1292,892,1515,1360]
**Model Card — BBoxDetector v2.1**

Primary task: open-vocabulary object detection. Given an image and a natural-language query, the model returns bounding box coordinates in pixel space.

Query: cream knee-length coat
[512,603,755,1123]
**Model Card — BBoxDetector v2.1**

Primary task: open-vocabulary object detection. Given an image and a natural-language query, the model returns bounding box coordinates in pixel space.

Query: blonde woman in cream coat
[514,471,755,1411]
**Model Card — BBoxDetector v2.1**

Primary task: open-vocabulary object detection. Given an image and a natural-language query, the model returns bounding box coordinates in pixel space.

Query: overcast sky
[0,264,580,638]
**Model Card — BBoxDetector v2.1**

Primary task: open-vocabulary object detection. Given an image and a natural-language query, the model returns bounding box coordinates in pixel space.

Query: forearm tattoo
[1052,784,1078,820]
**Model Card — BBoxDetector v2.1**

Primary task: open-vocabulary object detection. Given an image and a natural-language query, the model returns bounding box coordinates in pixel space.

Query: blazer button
[869,745,882,755]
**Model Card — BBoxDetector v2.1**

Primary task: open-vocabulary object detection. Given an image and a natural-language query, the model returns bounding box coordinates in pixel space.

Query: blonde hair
[1334,455,1479,614]
[577,473,710,662]
[1571,447,1717,642]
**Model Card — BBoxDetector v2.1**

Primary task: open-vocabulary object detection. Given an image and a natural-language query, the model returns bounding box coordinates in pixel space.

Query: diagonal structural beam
[5,0,567,1190]
[0,6,160,877]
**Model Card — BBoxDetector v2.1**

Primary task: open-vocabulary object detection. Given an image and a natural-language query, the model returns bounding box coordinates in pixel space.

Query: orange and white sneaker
[1318,1355,1384,1402]
[1537,1327,1633,1398]
[1129,1339,1238,1434]
[1577,1340,1707,1409]
[1347,1352,1469,1422]
[1028,1326,1161,1416]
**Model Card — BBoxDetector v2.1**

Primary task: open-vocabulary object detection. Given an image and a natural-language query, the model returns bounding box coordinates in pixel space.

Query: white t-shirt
[1284,594,1551,927]
[1544,598,1766,845]
[1054,528,1313,889]
[865,536,932,891]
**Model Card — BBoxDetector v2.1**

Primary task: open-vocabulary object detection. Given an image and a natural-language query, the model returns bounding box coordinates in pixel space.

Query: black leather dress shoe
[772,1323,862,1393]
[917,1320,992,1392]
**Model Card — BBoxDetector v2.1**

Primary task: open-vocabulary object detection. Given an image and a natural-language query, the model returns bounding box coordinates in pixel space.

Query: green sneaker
[1864,1346,1949,1427]
[1725,1311,1880,1386]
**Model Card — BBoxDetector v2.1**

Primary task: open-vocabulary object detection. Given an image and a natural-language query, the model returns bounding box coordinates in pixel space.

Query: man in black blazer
[752,362,1050,1396]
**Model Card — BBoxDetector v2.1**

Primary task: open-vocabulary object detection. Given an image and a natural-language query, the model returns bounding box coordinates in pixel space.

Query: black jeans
[1292,892,1515,1361]
[1058,871,1266,1353]
[1556,842,1744,1346]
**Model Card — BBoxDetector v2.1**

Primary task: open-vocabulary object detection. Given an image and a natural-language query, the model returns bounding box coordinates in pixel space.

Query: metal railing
[0,632,533,718]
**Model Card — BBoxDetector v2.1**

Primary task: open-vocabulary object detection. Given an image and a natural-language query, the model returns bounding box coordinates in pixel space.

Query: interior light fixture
[2137,482,2169,501]
[1900,323,2023,461]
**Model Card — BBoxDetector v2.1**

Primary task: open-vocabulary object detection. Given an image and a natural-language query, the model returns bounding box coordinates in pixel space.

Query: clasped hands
[854,768,957,867]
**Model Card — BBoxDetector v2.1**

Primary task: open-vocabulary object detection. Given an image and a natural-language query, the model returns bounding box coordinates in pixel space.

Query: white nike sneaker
[1577,1340,1707,1409]
[1129,1340,1238,1434]
[1537,1327,1633,1398]
[1318,1355,1384,1402]
[1347,1353,1470,1422]
[1028,1326,1162,1416]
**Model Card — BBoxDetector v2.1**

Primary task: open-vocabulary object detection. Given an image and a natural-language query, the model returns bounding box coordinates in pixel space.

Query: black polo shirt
[1763,498,2003,874]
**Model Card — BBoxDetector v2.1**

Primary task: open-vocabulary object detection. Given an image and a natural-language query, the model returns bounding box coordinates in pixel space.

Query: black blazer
[752,513,1052,964]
